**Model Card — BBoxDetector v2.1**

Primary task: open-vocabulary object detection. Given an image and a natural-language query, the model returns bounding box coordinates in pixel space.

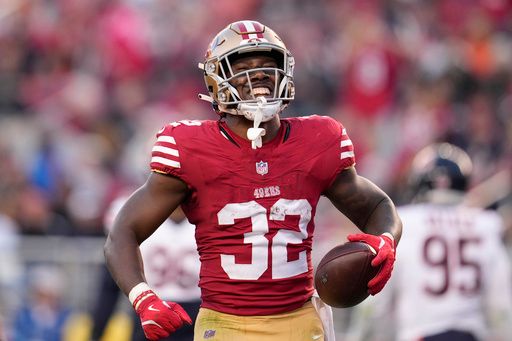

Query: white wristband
[381,232,394,241]
[128,282,152,305]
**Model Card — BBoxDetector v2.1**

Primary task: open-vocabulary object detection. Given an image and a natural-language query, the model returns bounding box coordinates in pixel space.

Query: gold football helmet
[198,20,295,121]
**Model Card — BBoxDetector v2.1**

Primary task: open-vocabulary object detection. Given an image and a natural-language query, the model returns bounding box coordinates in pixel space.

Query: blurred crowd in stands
[1,0,512,239]
[1,0,512,339]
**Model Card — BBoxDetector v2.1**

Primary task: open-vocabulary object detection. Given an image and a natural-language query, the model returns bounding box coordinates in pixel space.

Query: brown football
[314,241,379,308]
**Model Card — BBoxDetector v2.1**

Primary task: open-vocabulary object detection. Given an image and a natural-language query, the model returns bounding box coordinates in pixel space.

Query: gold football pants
[193,301,324,341]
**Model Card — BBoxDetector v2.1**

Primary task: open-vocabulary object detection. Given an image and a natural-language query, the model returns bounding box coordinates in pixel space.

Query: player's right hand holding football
[130,283,192,340]
[347,232,396,295]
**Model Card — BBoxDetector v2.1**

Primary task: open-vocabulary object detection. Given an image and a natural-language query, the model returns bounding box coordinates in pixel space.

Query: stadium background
[0,0,511,340]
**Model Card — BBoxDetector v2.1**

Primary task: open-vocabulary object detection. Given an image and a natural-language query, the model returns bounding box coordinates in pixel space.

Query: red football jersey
[150,115,355,315]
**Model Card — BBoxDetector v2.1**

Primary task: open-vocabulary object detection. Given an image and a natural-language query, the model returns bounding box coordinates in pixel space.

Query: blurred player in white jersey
[90,196,200,341]
[348,143,512,341]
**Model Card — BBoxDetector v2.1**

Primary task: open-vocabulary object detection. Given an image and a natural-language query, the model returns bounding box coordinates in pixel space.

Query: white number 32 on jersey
[217,199,311,280]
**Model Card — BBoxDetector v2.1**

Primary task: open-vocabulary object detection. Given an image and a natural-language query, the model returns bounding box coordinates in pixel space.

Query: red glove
[347,232,396,295]
[132,289,192,341]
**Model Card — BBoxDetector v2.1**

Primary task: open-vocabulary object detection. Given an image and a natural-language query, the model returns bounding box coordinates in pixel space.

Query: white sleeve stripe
[157,135,176,144]
[340,139,352,148]
[152,145,179,157]
[340,151,355,159]
[220,131,229,140]
[342,128,347,135]
[151,156,181,168]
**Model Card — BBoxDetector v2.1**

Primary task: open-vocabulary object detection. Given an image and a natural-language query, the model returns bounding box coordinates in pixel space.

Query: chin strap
[198,94,214,103]
[246,97,267,149]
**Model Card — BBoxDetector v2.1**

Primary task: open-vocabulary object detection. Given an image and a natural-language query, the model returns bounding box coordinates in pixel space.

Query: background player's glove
[132,289,192,341]
[347,232,395,295]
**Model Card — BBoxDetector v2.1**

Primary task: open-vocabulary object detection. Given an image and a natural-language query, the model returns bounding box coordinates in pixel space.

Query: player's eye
[233,65,249,73]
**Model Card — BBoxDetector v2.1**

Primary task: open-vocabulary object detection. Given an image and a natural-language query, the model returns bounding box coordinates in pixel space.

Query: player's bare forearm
[104,173,189,295]
[324,167,402,244]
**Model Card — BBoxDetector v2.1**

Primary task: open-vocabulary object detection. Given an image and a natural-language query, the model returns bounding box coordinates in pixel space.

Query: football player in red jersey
[104,20,403,341]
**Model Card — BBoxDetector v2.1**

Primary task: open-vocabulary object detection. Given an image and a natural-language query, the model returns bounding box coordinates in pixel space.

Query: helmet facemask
[216,49,294,115]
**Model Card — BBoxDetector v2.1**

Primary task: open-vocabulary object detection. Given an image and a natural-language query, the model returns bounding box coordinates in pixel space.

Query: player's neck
[223,115,281,143]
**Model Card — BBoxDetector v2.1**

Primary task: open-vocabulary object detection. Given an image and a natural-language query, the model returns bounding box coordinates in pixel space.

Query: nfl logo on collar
[256,161,268,175]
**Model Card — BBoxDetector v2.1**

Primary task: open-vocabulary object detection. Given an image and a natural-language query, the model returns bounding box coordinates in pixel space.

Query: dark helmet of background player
[407,143,473,202]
